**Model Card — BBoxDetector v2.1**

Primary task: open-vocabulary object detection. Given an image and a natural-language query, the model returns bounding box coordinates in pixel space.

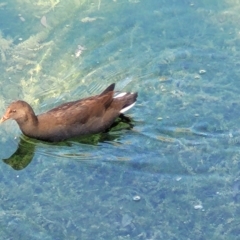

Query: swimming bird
[0,83,137,142]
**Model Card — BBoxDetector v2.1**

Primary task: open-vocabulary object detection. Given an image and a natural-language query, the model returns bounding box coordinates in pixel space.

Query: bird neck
[16,113,39,137]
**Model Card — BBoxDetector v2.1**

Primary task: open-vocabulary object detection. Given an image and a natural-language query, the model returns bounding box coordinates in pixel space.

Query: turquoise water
[1,0,240,239]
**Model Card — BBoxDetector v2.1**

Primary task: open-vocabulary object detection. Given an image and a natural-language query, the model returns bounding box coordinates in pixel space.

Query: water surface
[0,0,240,239]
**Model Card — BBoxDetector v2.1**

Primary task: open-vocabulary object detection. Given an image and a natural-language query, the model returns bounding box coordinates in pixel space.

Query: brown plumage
[0,83,138,142]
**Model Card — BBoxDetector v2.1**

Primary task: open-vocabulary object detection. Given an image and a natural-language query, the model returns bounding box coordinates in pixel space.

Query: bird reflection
[2,114,134,170]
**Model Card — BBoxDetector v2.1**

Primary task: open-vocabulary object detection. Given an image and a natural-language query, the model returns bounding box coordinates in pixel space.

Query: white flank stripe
[120,102,136,113]
[114,92,127,98]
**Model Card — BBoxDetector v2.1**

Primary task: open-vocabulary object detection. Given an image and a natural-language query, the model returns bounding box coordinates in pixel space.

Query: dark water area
[0,0,240,239]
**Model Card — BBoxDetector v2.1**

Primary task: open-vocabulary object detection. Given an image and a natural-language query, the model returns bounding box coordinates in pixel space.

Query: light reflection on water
[0,0,240,239]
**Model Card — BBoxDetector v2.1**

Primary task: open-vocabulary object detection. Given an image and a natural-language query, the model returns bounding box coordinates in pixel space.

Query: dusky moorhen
[0,83,138,142]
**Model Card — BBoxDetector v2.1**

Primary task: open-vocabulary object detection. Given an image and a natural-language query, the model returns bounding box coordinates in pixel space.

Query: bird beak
[0,116,8,123]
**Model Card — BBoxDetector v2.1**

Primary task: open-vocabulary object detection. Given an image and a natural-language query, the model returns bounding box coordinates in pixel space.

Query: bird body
[0,83,137,142]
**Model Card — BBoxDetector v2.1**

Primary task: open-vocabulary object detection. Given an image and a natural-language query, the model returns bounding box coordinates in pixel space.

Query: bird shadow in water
[2,114,134,171]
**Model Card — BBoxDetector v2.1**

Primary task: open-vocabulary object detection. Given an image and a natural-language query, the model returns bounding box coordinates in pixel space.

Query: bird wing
[38,92,114,126]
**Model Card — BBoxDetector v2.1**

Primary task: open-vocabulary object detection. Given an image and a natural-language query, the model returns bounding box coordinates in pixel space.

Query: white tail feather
[120,102,136,113]
[114,92,127,98]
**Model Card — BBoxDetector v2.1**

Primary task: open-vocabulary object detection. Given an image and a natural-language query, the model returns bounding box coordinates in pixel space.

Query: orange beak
[0,115,8,123]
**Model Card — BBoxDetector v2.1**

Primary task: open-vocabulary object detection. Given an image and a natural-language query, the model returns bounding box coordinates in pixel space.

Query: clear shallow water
[1,0,240,239]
